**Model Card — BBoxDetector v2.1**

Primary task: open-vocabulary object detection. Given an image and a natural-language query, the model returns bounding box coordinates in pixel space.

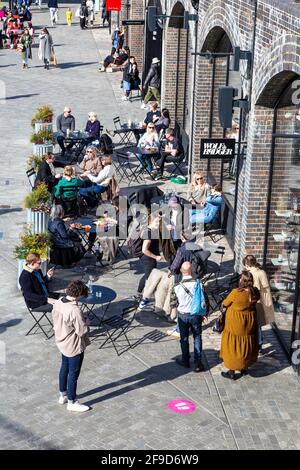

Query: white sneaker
[140,103,148,109]
[121,96,128,101]
[67,401,90,412]
[58,395,68,405]
[166,328,180,338]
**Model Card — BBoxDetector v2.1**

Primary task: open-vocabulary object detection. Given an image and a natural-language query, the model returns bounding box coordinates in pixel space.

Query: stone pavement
[0,5,299,450]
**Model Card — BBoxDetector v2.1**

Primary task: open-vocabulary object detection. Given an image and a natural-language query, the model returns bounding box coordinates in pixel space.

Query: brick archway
[235,70,300,271]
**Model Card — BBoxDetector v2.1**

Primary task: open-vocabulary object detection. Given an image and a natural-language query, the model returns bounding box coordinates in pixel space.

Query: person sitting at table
[76,112,101,156]
[137,123,160,174]
[155,108,170,135]
[35,152,61,192]
[190,184,224,226]
[79,155,115,207]
[56,107,76,157]
[100,46,116,71]
[143,101,161,128]
[48,205,85,268]
[54,165,83,199]
[19,252,59,312]
[155,128,184,179]
[79,147,102,175]
[188,171,211,205]
[114,46,130,66]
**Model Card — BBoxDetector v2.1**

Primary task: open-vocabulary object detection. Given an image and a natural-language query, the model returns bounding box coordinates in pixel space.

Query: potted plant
[14,229,52,289]
[27,154,43,172]
[30,128,55,156]
[31,105,54,133]
[24,182,51,234]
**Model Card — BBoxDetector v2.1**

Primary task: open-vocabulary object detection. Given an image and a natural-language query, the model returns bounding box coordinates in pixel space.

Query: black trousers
[80,17,86,29]
[157,154,182,174]
[137,255,157,293]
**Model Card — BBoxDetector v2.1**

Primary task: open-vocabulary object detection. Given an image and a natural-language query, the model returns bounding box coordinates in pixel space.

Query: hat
[152,57,160,64]
[168,196,179,207]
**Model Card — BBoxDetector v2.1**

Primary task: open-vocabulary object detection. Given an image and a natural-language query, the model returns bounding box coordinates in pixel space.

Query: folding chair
[98,315,132,356]
[203,246,226,286]
[165,153,186,178]
[113,116,122,130]
[204,211,224,243]
[55,185,82,217]
[208,272,239,313]
[114,151,144,185]
[25,304,53,339]
[26,168,36,190]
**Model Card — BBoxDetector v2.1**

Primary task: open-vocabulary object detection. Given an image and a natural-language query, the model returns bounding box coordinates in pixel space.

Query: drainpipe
[187,16,199,184]
[248,0,258,111]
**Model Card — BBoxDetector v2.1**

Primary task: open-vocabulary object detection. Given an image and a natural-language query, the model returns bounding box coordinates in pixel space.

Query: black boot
[221,370,236,380]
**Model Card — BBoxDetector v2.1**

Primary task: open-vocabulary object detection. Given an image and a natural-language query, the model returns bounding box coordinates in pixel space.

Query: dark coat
[48,0,58,8]
[35,161,56,190]
[144,63,161,89]
[19,268,49,308]
[123,62,133,82]
[48,218,75,249]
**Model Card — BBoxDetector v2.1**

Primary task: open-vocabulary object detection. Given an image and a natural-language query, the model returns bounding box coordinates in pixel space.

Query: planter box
[33,143,54,156]
[27,209,49,234]
[34,122,53,133]
[17,259,47,290]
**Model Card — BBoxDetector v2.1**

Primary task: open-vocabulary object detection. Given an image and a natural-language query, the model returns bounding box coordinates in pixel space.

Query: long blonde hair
[191,171,205,188]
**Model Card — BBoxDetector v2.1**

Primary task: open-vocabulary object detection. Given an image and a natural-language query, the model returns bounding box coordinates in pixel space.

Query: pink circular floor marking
[167,399,197,414]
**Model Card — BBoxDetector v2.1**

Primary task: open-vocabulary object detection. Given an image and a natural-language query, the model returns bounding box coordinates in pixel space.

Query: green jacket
[54,177,83,198]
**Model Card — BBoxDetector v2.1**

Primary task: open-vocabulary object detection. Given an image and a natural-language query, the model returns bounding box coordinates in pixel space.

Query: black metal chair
[114,151,144,185]
[26,168,36,190]
[55,185,85,217]
[204,211,224,243]
[24,303,54,339]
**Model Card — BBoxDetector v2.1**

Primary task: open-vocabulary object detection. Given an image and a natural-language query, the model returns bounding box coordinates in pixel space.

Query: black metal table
[78,285,117,327]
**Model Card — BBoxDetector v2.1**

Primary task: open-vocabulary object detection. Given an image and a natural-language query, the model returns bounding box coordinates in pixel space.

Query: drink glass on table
[84,225,91,233]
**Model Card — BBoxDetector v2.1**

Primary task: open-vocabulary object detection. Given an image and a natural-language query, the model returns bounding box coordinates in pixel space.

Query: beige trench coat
[249,266,275,326]
[143,268,177,321]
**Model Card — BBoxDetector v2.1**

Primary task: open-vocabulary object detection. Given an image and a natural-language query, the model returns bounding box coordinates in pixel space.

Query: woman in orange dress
[220,271,260,380]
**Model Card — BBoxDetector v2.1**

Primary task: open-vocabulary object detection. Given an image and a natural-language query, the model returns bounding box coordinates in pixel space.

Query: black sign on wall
[200,139,236,159]
[122,20,145,26]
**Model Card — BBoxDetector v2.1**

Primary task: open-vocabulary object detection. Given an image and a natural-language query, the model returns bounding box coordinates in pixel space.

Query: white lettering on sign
[203,142,233,156]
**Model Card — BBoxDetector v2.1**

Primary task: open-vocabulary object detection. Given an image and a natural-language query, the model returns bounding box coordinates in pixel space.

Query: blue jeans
[79,184,106,207]
[137,152,153,172]
[59,352,84,401]
[190,208,205,225]
[178,313,202,365]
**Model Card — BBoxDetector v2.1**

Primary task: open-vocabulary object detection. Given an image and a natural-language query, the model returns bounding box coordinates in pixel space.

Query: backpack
[191,250,207,279]
[99,133,113,154]
[180,280,207,316]
[127,224,145,258]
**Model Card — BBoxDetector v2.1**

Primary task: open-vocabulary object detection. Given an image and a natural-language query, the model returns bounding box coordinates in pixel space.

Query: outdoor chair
[55,185,84,218]
[113,116,122,130]
[207,272,239,313]
[98,315,132,356]
[26,168,36,190]
[204,211,224,243]
[114,151,144,185]
[202,246,226,286]
[24,301,54,339]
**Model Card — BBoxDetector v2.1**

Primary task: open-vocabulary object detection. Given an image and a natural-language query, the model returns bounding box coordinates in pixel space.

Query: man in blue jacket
[19,252,59,312]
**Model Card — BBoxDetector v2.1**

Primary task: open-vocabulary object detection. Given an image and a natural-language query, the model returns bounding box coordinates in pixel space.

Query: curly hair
[66,280,88,299]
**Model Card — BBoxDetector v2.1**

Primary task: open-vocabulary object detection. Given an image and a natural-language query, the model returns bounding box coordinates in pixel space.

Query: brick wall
[128,0,145,71]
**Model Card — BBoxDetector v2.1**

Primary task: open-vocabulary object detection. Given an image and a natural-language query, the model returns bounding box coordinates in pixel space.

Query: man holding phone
[19,253,60,312]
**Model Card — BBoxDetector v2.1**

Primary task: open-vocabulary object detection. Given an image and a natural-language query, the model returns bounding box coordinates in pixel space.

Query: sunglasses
[196,177,204,180]
[87,150,93,153]
[148,126,155,129]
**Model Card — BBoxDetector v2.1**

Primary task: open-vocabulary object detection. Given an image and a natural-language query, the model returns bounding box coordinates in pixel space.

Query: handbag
[50,51,58,66]
[17,42,25,52]
[213,308,226,333]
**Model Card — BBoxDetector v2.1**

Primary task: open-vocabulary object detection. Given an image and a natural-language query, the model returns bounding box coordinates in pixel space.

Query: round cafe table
[78,285,117,328]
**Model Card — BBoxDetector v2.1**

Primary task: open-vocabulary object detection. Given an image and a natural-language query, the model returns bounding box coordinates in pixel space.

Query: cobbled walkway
[0,4,299,450]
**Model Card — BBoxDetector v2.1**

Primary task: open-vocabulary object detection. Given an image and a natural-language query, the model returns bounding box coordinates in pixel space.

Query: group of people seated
[100,45,130,72]
[0,4,33,49]
[55,107,102,158]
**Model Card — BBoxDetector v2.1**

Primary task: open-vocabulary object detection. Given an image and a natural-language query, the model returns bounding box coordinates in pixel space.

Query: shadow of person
[0,318,22,334]
[78,360,191,407]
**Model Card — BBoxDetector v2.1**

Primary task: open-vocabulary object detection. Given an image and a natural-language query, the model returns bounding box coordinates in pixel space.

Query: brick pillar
[235,106,274,271]
[128,0,145,72]
[192,56,214,174]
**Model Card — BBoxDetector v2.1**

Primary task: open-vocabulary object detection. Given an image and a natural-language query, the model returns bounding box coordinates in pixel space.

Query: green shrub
[26,155,43,171]
[23,182,50,210]
[31,105,54,128]
[30,129,54,145]
[13,229,52,260]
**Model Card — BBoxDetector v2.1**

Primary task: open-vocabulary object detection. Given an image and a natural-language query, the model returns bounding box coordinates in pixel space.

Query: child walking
[66,7,72,26]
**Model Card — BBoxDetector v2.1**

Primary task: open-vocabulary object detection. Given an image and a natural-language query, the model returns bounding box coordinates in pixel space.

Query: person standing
[48,0,58,26]
[38,27,53,70]
[52,280,91,413]
[243,255,275,350]
[135,213,162,300]
[66,7,72,27]
[19,27,32,69]
[121,55,135,101]
[86,0,94,26]
[111,26,120,51]
[169,261,206,372]
[220,271,260,380]
[141,57,161,109]
[56,107,75,156]
[79,1,88,30]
